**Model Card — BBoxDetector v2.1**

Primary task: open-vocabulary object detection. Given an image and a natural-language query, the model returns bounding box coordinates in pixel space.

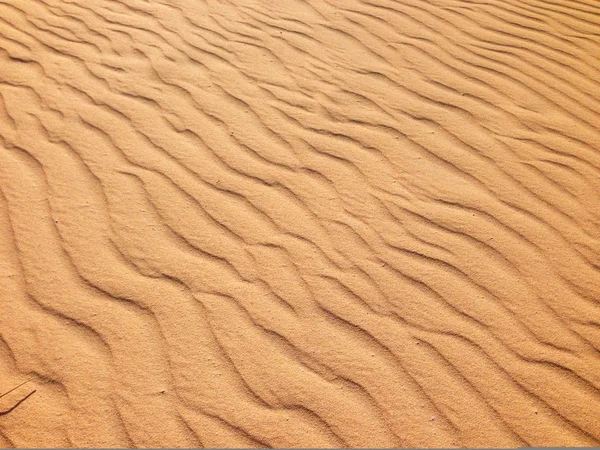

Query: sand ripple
[1,0,600,447]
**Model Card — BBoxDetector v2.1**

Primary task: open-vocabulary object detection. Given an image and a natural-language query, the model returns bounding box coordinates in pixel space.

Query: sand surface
[1,0,600,447]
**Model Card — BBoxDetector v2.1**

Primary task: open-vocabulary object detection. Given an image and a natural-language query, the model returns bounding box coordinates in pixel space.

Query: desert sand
[0,0,600,447]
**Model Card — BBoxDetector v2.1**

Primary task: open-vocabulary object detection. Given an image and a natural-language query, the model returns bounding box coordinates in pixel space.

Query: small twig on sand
[0,380,37,416]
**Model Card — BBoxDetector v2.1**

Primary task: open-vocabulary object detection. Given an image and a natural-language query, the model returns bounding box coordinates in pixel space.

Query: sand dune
[0,0,599,447]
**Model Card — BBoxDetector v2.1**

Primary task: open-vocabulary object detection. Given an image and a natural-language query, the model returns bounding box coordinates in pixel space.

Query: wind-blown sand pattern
[1,0,600,447]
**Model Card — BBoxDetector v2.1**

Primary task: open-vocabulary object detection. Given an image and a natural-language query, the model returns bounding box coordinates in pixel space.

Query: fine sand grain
[1,0,600,447]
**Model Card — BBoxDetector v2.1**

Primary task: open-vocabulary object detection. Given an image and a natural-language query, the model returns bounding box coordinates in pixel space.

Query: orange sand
[1,0,600,447]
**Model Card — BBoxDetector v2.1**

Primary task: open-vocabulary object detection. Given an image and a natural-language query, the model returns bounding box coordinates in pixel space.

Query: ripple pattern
[1,0,600,447]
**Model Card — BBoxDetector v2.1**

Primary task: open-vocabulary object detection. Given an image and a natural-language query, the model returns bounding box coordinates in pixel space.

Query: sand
[0,0,599,447]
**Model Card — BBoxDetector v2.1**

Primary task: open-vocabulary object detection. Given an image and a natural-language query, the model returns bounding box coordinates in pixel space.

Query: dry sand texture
[1,0,600,447]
